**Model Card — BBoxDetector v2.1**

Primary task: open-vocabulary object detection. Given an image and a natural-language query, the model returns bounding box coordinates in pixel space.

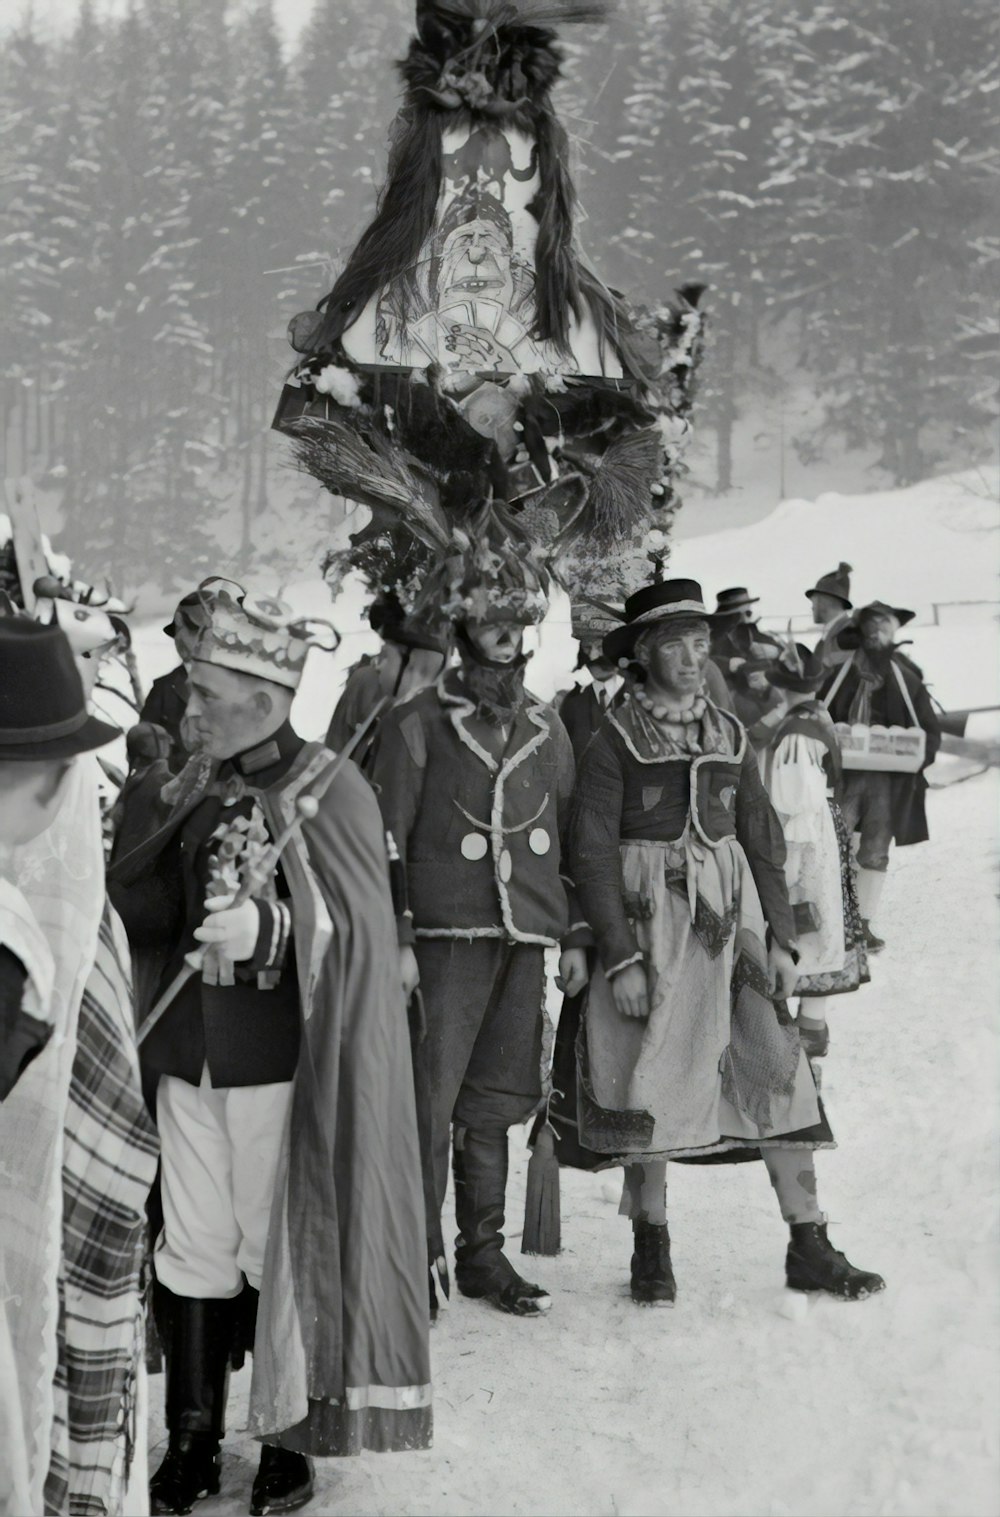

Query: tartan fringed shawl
[44,907,159,1517]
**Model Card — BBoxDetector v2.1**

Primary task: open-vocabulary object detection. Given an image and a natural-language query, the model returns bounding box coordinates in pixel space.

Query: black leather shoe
[453,1127,552,1316]
[630,1221,676,1306]
[786,1222,885,1301]
[249,1446,314,1516]
[457,1257,552,1316]
[150,1433,221,1515]
[861,920,885,953]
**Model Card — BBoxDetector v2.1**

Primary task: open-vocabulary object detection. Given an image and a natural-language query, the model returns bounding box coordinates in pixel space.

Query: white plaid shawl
[44,906,158,1517]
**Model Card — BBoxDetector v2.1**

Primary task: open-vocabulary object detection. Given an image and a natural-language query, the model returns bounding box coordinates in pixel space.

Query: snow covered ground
[127,467,999,1514]
[147,765,1000,1517]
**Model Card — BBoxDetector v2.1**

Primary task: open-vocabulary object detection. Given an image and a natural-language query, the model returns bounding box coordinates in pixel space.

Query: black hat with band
[603,579,716,664]
[0,619,120,761]
[713,586,760,616]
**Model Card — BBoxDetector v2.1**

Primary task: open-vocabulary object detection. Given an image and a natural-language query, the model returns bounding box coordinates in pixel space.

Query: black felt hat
[805,563,852,609]
[603,579,714,664]
[765,644,828,693]
[0,619,120,760]
[713,586,759,616]
[858,599,915,628]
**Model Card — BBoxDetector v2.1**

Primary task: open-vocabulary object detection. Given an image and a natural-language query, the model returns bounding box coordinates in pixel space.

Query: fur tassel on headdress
[285,416,451,551]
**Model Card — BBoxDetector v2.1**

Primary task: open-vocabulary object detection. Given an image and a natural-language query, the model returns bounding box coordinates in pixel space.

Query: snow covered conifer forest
[1,0,997,591]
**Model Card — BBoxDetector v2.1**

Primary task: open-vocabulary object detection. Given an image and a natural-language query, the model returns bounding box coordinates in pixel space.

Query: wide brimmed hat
[713,586,759,616]
[858,599,915,628]
[766,643,828,693]
[603,579,714,664]
[0,619,120,760]
[805,562,852,609]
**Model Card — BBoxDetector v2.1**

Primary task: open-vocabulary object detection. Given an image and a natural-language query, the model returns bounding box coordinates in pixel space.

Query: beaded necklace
[632,688,707,724]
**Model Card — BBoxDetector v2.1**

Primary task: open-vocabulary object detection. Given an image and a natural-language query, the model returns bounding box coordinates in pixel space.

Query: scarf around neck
[455,626,530,727]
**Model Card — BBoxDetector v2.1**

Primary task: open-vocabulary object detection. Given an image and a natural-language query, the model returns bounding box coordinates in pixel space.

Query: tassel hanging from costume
[522,1121,561,1256]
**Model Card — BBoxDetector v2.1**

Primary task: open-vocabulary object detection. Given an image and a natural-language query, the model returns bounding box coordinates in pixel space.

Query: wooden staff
[137,698,387,1047]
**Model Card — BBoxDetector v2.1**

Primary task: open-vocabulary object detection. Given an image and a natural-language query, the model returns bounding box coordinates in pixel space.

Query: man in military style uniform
[110,581,431,1516]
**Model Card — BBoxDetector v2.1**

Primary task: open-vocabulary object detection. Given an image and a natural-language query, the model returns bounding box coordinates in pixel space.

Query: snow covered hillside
[124,466,999,734]
[148,766,1000,1517]
[667,467,1000,714]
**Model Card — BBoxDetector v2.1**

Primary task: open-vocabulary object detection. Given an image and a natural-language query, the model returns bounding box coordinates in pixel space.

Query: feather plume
[285,417,452,552]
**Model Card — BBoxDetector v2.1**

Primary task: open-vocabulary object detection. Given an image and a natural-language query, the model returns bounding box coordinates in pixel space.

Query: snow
[668,467,998,626]
[128,468,999,1516]
[147,766,1000,1517]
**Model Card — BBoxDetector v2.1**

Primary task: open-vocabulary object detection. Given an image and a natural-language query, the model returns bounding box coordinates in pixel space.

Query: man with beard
[820,600,940,952]
[368,540,589,1318]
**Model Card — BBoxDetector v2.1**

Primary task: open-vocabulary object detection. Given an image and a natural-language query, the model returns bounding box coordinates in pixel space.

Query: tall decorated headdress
[274,0,707,625]
[187,578,339,691]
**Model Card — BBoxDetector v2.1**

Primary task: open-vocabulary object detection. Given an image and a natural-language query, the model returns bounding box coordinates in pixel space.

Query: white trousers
[154,1068,293,1298]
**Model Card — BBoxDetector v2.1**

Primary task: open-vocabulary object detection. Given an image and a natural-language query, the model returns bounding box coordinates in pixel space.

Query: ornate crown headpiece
[188,578,339,690]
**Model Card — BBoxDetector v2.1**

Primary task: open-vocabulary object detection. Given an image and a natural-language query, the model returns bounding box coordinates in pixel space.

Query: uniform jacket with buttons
[369,672,588,949]
[109,726,305,1088]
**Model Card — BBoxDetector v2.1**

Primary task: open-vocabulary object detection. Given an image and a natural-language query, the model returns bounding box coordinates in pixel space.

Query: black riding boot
[786,1222,886,1300]
[630,1221,676,1307]
[453,1127,551,1316]
[250,1446,314,1517]
[150,1284,233,1515]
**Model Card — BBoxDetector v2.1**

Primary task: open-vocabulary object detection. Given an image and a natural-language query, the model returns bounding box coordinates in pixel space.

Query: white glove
[194,897,261,963]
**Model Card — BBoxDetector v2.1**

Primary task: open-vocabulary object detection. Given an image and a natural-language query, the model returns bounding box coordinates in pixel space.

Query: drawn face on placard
[436,209,516,309]
[344,121,622,381]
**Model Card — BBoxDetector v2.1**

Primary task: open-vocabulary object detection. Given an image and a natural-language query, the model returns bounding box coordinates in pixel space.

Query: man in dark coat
[806,562,853,669]
[109,581,431,1516]
[134,590,207,774]
[557,612,626,762]
[369,543,589,1319]
[821,600,941,950]
[710,586,787,735]
[327,600,446,769]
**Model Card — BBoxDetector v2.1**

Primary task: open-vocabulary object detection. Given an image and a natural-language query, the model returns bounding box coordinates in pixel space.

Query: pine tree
[778,0,1000,483]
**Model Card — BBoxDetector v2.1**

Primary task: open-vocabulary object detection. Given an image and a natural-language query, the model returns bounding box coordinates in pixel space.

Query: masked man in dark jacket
[369,539,589,1319]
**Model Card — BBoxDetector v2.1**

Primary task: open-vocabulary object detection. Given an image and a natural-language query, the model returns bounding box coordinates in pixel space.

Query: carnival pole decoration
[273,0,707,618]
